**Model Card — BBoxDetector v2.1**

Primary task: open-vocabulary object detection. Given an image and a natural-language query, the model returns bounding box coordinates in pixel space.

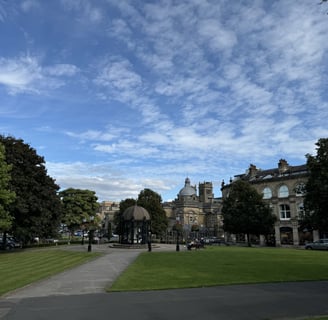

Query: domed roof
[123,205,151,221]
[179,177,196,196]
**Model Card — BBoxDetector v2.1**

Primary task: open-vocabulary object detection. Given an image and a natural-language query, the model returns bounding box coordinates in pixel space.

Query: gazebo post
[131,218,134,244]
[148,221,152,252]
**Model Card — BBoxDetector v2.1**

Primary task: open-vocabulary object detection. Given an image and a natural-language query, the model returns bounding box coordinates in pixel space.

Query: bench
[187,242,205,250]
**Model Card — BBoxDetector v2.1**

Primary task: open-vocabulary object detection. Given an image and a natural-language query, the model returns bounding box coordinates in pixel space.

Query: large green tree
[137,188,168,238]
[0,143,16,248]
[115,190,168,239]
[222,180,276,246]
[114,198,137,235]
[0,135,62,244]
[303,138,328,237]
[60,188,100,237]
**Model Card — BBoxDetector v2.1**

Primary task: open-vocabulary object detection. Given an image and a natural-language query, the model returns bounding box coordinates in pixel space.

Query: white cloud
[2,0,328,202]
[0,55,79,94]
[94,140,159,158]
[94,59,142,91]
[60,0,103,23]
[21,0,40,12]
[0,55,42,94]
[0,0,8,22]
[108,18,132,37]
[65,130,116,142]
[197,18,237,52]
[44,64,79,76]
[46,161,175,201]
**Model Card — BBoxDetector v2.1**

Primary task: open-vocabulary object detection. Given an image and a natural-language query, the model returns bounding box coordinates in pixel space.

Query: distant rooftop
[223,159,308,187]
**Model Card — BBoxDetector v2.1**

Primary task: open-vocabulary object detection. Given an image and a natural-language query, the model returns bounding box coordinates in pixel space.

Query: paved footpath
[1,244,328,320]
[2,245,143,298]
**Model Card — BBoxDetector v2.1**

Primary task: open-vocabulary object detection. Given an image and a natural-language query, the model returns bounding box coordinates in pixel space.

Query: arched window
[280,204,291,220]
[262,187,272,199]
[278,185,289,198]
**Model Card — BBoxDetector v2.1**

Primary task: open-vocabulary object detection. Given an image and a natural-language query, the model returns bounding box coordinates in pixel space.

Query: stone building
[221,159,311,246]
[163,177,223,240]
[99,159,314,247]
[97,201,120,235]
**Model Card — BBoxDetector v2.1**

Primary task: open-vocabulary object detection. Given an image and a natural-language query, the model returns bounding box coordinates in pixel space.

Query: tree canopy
[0,135,62,244]
[114,198,136,235]
[0,143,16,236]
[137,188,168,237]
[116,189,168,238]
[222,180,276,246]
[60,188,100,235]
[303,138,328,236]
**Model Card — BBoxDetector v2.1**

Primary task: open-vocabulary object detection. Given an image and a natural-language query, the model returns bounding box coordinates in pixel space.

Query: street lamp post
[176,229,180,251]
[88,229,93,252]
[148,230,152,252]
[176,215,180,252]
[87,216,95,252]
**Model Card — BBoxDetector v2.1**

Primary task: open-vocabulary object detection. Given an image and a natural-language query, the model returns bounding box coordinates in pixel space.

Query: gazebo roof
[122,205,151,221]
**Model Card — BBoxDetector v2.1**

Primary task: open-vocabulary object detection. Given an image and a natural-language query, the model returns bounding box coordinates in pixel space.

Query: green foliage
[60,188,100,234]
[0,143,16,232]
[172,222,183,233]
[116,190,168,238]
[118,198,136,218]
[304,138,328,235]
[222,180,276,245]
[109,247,328,291]
[114,198,136,234]
[0,136,62,244]
[137,188,168,237]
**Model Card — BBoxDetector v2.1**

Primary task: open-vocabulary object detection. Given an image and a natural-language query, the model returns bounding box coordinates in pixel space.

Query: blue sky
[1,0,327,202]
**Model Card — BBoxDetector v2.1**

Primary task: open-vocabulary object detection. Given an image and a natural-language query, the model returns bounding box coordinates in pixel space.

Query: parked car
[7,237,22,248]
[0,238,15,250]
[111,234,119,242]
[305,239,328,250]
[100,233,119,243]
[46,238,59,244]
[203,237,227,246]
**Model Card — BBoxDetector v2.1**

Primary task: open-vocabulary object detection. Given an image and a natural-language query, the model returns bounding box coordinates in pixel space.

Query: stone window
[280,204,291,220]
[295,183,306,196]
[278,185,289,198]
[262,187,272,199]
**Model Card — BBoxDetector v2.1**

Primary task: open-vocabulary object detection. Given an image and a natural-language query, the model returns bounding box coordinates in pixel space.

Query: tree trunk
[246,233,251,247]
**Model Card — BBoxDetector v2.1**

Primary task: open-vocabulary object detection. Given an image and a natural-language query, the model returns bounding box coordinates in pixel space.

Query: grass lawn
[109,246,328,292]
[0,249,101,296]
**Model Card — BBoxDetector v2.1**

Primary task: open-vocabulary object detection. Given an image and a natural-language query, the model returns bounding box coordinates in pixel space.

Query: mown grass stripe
[0,249,101,296]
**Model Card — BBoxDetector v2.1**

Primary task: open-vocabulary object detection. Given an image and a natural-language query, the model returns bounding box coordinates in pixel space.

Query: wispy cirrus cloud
[44,64,79,77]
[21,0,40,12]
[94,59,142,91]
[60,0,103,23]
[2,0,328,201]
[0,55,79,94]
[65,130,116,142]
[0,55,42,94]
